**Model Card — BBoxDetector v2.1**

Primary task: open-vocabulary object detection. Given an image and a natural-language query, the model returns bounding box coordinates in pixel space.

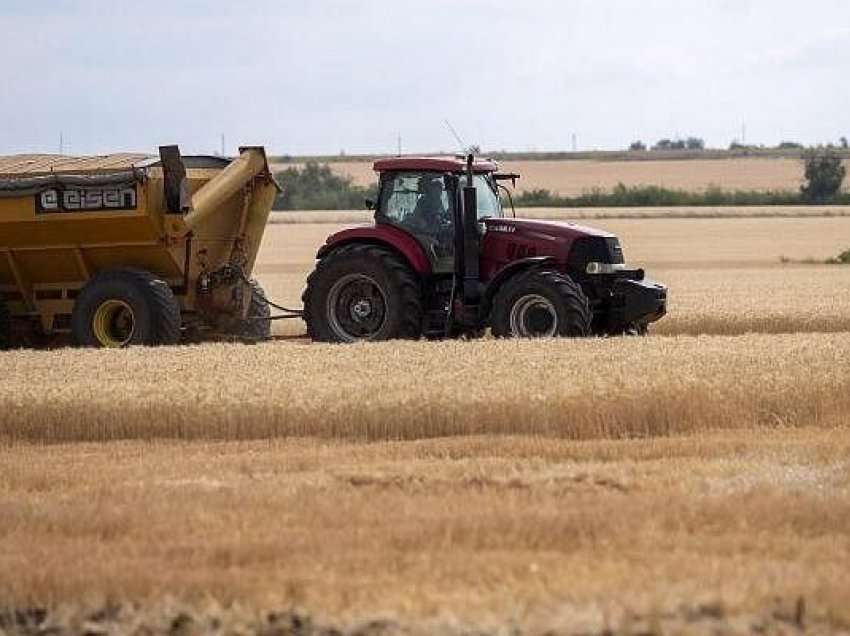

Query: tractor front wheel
[491,270,591,338]
[303,244,422,343]
[0,293,11,350]
[71,269,182,348]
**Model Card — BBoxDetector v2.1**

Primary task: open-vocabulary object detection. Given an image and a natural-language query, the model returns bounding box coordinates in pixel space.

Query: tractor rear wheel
[303,244,422,342]
[0,293,11,350]
[228,278,272,341]
[491,270,591,338]
[71,268,182,348]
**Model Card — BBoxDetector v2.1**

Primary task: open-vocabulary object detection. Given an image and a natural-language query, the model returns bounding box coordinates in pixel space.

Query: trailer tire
[303,244,422,342]
[0,293,11,350]
[491,270,591,338]
[229,279,272,341]
[71,268,182,348]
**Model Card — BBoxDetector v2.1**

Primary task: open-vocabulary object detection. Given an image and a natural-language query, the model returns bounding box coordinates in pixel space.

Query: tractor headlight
[586,262,623,275]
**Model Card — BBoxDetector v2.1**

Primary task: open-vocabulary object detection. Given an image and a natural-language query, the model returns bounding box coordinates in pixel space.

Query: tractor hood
[481,217,625,274]
[484,217,615,241]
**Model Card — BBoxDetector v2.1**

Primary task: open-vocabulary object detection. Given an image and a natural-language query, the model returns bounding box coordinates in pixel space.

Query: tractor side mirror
[365,198,375,210]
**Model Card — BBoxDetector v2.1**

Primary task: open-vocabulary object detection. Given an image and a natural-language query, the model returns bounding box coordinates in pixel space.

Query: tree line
[629,137,849,152]
[273,149,847,210]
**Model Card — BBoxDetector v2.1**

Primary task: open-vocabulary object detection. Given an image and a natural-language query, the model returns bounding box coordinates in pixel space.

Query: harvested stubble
[654,266,850,336]
[260,216,850,267]
[255,217,850,338]
[2,429,850,630]
[1,333,849,444]
[267,206,850,225]
[275,157,850,196]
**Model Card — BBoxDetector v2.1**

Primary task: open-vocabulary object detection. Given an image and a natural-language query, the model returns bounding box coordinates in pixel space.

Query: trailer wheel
[491,270,591,338]
[71,269,182,348]
[229,278,272,341]
[303,244,422,342]
[0,293,11,350]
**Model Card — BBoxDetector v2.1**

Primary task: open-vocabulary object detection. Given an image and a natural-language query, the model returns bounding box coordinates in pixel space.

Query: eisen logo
[37,187,137,214]
[489,224,516,233]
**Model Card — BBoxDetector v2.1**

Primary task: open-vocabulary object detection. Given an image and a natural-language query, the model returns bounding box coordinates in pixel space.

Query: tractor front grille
[567,236,625,271]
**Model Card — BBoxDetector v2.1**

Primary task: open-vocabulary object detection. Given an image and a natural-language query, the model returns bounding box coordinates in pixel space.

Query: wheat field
[277,157,850,196]
[2,333,849,444]
[3,428,850,633]
[3,211,850,633]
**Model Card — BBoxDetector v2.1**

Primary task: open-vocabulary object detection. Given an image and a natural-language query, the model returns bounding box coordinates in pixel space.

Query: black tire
[303,244,423,343]
[228,279,272,341]
[491,269,591,338]
[0,293,11,350]
[71,268,182,348]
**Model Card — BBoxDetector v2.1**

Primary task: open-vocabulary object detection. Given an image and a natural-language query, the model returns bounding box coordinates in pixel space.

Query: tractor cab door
[376,171,456,273]
[376,171,504,275]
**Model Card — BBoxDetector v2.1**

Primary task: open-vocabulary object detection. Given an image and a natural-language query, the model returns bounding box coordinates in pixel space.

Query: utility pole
[741,122,746,145]
[571,133,577,152]
[59,132,64,155]
[397,133,402,156]
[220,134,226,157]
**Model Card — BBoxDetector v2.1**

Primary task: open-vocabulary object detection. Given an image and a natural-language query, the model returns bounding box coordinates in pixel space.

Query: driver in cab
[407,176,448,233]
[404,176,453,258]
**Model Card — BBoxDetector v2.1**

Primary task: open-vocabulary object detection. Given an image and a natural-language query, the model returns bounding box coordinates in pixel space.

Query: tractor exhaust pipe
[462,154,480,306]
[448,154,480,332]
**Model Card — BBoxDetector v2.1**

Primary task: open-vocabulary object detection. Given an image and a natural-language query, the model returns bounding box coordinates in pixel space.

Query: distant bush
[778,141,804,150]
[801,149,846,203]
[628,140,646,151]
[652,139,686,151]
[685,137,705,150]
[273,162,377,210]
[784,247,850,265]
[728,141,760,152]
[827,248,850,264]
[512,183,850,208]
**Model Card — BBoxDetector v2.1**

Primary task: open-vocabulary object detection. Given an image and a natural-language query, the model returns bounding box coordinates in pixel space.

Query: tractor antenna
[444,119,468,154]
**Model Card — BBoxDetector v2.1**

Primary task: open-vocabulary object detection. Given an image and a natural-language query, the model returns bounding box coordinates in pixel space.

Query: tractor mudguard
[316,225,432,275]
[480,256,557,316]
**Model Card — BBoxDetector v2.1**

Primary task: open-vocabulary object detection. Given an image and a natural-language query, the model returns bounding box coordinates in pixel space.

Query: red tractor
[303,155,666,342]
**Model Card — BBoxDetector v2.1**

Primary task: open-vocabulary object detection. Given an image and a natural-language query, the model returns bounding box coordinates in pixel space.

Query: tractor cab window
[378,172,454,265]
[462,174,502,219]
[379,172,451,232]
[377,171,502,271]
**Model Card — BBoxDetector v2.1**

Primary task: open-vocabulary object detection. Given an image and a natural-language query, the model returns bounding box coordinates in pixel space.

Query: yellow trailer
[0,146,280,348]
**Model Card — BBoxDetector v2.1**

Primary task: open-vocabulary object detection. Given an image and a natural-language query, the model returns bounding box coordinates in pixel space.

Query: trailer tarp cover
[0,171,143,198]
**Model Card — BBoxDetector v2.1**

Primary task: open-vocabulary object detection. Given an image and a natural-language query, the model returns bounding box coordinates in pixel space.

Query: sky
[1,0,848,157]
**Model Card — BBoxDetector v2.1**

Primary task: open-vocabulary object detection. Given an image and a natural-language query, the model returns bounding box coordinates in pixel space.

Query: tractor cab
[372,157,504,273]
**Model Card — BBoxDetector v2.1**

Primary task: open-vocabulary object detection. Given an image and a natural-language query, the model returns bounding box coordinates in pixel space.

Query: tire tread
[0,293,11,350]
[72,268,182,347]
[303,244,422,342]
[491,269,591,337]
